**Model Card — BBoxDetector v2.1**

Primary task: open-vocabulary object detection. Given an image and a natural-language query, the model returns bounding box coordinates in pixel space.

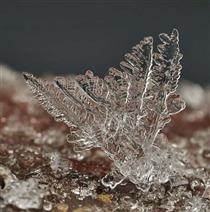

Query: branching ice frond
[23,29,186,189]
[139,29,185,149]
[23,73,75,127]
[105,36,153,112]
[23,73,93,127]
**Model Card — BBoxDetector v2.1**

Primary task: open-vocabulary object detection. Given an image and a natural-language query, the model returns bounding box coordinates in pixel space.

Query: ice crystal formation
[23,29,186,189]
[1,63,210,211]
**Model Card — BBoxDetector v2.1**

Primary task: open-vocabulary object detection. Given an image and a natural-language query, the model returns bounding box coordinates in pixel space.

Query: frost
[71,180,97,200]
[23,29,186,189]
[0,166,45,209]
[47,151,72,178]
[34,129,66,146]
[184,196,210,212]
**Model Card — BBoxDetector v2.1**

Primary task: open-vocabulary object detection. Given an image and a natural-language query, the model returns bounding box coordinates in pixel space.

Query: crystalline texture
[23,29,186,189]
[0,166,45,209]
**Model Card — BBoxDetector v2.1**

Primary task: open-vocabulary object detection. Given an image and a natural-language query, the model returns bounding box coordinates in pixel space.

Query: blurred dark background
[0,0,209,84]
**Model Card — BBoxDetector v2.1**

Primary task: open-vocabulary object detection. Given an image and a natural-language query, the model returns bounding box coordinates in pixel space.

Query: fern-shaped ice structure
[23,29,186,189]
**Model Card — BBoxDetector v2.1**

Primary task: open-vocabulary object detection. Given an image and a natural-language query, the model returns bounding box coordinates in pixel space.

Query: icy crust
[23,29,186,189]
[0,166,45,210]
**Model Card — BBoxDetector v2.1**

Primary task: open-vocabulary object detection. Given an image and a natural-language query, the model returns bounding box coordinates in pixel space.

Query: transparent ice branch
[23,29,186,189]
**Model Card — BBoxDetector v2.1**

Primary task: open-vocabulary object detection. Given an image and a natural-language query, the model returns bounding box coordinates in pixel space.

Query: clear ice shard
[23,29,186,189]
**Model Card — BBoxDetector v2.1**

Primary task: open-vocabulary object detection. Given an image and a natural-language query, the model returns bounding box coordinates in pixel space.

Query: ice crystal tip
[22,72,29,80]
[23,29,186,189]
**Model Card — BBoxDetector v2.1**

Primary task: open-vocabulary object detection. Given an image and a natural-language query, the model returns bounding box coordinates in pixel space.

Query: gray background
[0,0,210,84]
